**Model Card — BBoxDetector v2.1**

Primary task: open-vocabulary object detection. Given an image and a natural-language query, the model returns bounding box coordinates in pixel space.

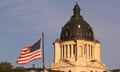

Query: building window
[63,45,64,58]
[91,45,93,58]
[90,70,93,72]
[66,45,68,58]
[88,44,91,57]
[61,46,62,59]
[69,44,72,57]
[69,70,71,72]
[73,44,77,56]
[84,44,87,56]
[88,31,92,37]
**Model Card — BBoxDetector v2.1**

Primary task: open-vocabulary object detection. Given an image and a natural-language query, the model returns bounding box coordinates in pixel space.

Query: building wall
[50,39,106,72]
[53,40,101,63]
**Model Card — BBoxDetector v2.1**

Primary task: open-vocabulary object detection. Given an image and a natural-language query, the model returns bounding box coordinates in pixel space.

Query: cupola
[60,2,94,41]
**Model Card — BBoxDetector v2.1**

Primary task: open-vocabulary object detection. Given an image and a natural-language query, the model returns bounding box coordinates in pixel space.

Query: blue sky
[0,0,120,69]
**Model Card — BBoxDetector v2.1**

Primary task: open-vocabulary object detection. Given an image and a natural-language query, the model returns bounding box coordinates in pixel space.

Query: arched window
[73,44,77,56]
[69,44,72,57]
[88,44,91,57]
[84,44,87,55]
[61,46,62,59]
[65,31,68,37]
[66,45,68,58]
[69,70,71,72]
[88,31,92,37]
[63,45,64,58]
[90,70,93,72]
[91,45,93,58]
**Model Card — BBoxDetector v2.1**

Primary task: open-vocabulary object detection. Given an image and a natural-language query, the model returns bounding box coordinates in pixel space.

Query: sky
[0,0,120,70]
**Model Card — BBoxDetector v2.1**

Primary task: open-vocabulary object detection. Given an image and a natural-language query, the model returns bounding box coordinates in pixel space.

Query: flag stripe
[17,55,42,62]
[17,50,41,60]
[20,49,41,58]
[16,57,41,64]
[17,54,42,62]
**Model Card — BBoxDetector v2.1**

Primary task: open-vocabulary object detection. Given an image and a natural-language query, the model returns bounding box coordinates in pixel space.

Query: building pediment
[87,60,106,69]
[50,60,75,69]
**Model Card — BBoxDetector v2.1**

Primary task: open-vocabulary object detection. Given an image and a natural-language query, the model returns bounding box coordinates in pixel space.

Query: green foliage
[0,61,13,72]
[0,61,26,72]
[14,67,26,72]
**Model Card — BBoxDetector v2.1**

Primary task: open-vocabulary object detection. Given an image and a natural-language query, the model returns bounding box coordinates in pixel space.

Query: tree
[14,67,26,72]
[0,61,13,72]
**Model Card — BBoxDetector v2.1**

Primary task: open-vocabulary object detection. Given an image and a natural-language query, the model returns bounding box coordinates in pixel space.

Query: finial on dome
[75,1,78,5]
[73,1,80,16]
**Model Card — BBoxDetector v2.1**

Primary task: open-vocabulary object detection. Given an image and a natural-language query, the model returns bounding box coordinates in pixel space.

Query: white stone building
[50,2,106,72]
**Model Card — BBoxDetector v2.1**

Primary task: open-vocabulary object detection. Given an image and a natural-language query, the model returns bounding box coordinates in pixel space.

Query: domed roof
[60,3,94,41]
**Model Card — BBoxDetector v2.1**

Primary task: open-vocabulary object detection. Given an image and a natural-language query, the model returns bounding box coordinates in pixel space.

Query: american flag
[16,40,42,64]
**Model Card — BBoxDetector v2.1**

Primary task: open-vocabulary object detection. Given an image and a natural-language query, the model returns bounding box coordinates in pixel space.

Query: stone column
[71,44,74,58]
[68,45,70,58]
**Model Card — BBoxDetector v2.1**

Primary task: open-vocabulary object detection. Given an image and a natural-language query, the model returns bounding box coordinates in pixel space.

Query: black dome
[60,3,94,41]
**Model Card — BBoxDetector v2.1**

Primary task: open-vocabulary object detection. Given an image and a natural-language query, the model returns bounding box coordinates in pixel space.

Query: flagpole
[42,32,45,72]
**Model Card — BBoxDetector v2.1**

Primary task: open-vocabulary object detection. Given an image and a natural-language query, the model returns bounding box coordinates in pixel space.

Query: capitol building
[50,2,106,72]
[25,2,119,72]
